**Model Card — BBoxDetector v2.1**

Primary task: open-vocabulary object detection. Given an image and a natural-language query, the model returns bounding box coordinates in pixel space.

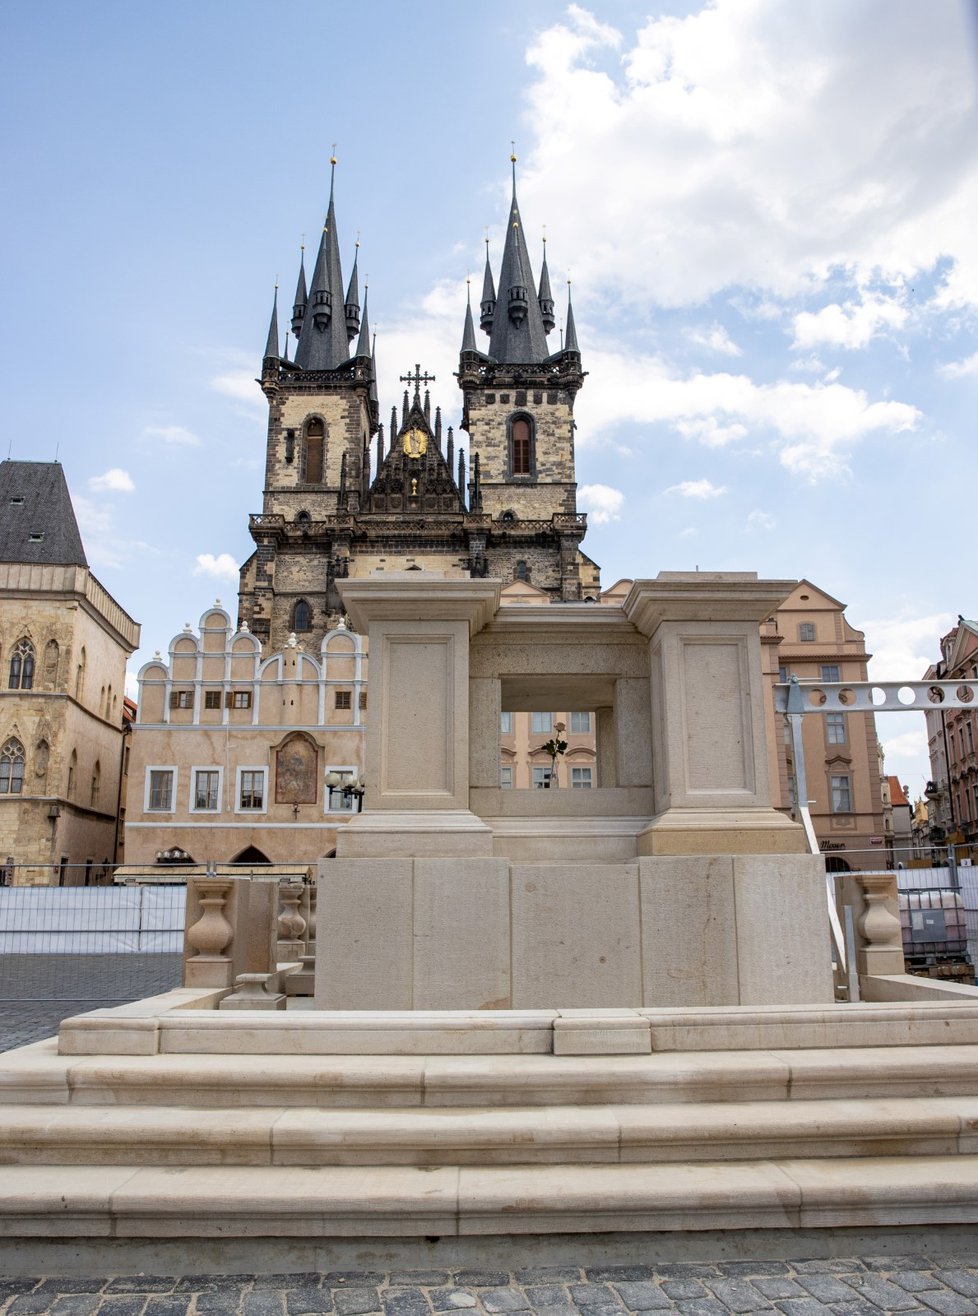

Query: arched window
[296,509,311,524]
[8,638,35,690]
[0,739,25,794]
[514,560,529,582]
[75,648,86,700]
[292,599,312,632]
[90,761,101,807]
[67,749,77,799]
[43,639,59,687]
[304,418,325,484]
[509,415,534,476]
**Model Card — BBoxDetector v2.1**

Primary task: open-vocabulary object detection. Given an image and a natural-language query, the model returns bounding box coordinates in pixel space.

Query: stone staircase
[4,1000,978,1248]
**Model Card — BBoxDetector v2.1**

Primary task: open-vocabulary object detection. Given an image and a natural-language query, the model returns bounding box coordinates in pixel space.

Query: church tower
[238,158,600,651]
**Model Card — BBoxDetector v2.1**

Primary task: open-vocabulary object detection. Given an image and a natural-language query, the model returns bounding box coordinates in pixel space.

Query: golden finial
[510,140,517,163]
[356,229,360,248]
[330,143,338,165]
[274,274,279,290]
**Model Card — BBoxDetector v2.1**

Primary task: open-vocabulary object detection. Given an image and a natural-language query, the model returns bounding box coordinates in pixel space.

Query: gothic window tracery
[0,739,25,794]
[8,638,35,690]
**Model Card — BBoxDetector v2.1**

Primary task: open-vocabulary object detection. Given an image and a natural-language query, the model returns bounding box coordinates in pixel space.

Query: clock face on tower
[402,427,428,459]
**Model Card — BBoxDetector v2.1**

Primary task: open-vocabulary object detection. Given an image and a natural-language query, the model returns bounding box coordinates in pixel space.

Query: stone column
[334,574,500,857]
[623,572,806,855]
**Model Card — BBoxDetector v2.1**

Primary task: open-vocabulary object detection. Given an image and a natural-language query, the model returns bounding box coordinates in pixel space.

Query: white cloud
[861,611,953,682]
[746,510,775,531]
[792,293,908,350]
[141,424,201,447]
[939,350,978,380]
[211,370,265,409]
[675,416,748,447]
[666,478,726,499]
[687,323,742,356]
[88,468,134,494]
[578,483,624,523]
[519,3,978,315]
[193,553,240,581]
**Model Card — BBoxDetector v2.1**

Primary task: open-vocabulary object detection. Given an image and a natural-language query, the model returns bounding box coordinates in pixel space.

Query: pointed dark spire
[462,280,478,353]
[480,240,496,333]
[458,447,465,506]
[282,329,290,362]
[538,236,555,334]
[345,241,361,341]
[390,406,398,453]
[487,156,550,363]
[291,247,307,339]
[402,391,409,426]
[434,406,442,448]
[264,284,280,360]
[355,285,371,359]
[446,426,454,478]
[564,281,580,354]
[293,155,350,370]
[423,389,431,424]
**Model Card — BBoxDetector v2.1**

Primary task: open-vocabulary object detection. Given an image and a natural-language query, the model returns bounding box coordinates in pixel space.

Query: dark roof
[487,179,551,363]
[0,461,88,567]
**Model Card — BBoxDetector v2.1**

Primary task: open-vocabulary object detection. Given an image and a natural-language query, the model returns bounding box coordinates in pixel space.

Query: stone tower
[238,161,599,652]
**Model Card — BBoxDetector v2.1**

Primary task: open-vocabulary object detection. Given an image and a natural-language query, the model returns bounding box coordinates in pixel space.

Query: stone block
[413,859,512,1009]
[510,863,642,1007]
[638,856,738,1007]
[732,854,835,1004]
[315,859,413,1008]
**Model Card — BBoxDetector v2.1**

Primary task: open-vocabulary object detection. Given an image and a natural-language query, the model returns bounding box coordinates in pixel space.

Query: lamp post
[325,772,365,813]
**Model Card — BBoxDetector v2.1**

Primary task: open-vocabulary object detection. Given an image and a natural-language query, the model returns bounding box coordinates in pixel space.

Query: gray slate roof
[0,461,88,567]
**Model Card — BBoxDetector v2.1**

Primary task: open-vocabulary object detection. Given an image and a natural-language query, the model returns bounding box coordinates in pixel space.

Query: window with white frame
[500,711,513,734]
[325,767,356,812]
[532,765,552,788]
[798,623,816,641]
[571,765,593,788]
[192,769,221,812]
[146,768,175,812]
[831,774,852,813]
[826,712,847,744]
[237,768,266,811]
[569,712,591,733]
[499,764,513,789]
[820,664,841,683]
[531,712,552,734]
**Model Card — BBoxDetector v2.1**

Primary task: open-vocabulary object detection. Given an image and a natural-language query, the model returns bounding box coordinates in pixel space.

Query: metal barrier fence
[0,877,186,1002]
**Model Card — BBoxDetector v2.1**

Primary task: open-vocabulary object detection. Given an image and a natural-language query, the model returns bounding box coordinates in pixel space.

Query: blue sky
[3,0,977,795]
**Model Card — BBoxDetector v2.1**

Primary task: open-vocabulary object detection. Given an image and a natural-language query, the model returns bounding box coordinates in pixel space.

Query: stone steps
[8,1039,978,1108]
[3,1157,978,1238]
[2,1095,978,1166]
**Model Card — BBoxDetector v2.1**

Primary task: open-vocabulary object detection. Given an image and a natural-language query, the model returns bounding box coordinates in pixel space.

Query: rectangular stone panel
[510,863,642,1007]
[682,639,751,792]
[384,637,452,794]
[413,859,512,1009]
[639,856,738,1007]
[315,860,413,1008]
[732,854,835,1005]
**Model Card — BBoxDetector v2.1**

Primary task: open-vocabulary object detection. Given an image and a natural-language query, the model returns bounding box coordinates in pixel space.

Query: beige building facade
[125,605,366,866]
[0,462,140,884]
[761,580,886,869]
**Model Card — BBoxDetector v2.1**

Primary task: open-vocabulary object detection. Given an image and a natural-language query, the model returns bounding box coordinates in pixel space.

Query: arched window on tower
[304,418,325,484]
[292,599,312,632]
[0,739,25,794]
[91,760,101,808]
[509,415,534,477]
[8,638,35,690]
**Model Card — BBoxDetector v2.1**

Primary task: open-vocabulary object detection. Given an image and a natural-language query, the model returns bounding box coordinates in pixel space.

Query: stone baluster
[277,878,307,960]
[855,872,905,977]
[184,877,234,987]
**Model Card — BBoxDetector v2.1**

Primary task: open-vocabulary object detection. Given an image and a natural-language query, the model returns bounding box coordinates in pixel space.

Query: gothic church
[238,161,601,653]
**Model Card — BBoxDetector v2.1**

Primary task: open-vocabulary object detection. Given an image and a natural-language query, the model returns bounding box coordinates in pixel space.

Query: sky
[2,0,978,797]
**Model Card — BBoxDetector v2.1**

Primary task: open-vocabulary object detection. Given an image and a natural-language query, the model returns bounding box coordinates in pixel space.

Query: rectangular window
[335,690,352,710]
[500,711,513,734]
[778,665,790,683]
[831,774,852,813]
[569,712,591,733]
[499,765,513,789]
[532,766,553,789]
[238,770,265,811]
[169,690,193,709]
[359,691,368,710]
[148,769,174,811]
[826,712,847,744]
[571,766,593,789]
[231,691,252,709]
[531,712,552,735]
[798,622,816,641]
[204,690,222,709]
[325,768,356,812]
[820,665,841,683]
[193,770,220,811]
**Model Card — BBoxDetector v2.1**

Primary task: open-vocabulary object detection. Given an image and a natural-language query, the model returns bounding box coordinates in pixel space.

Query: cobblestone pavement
[5,1258,978,1316]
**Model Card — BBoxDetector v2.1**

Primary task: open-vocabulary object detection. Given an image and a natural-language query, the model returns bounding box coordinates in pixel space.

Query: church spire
[461,280,478,353]
[291,245,307,339]
[479,239,496,334]
[564,280,580,355]
[263,283,280,360]
[293,154,351,370]
[345,240,361,341]
[538,235,555,334]
[486,153,550,363]
[355,283,371,359]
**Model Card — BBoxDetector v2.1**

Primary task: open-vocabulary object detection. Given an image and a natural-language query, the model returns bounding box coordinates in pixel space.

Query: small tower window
[509,416,534,476]
[304,418,324,484]
[8,638,35,690]
[293,599,312,632]
[514,560,530,582]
